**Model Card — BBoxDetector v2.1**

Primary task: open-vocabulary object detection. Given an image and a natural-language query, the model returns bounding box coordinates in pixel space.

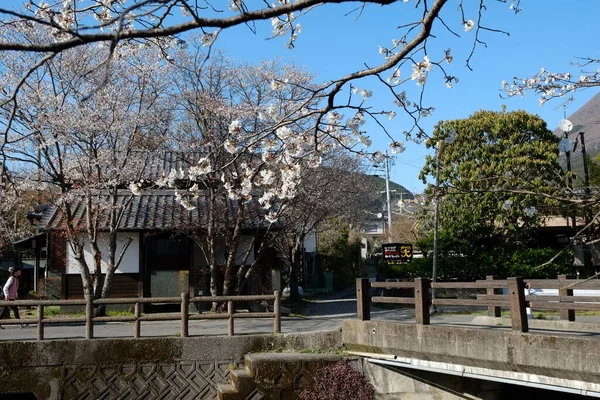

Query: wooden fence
[0,291,281,340]
[357,275,600,332]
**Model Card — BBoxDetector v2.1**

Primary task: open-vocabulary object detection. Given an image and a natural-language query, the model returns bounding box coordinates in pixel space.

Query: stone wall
[0,330,341,399]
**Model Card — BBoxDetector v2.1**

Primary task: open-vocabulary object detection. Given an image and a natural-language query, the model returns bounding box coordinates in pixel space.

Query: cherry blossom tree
[0,0,533,294]
[0,175,36,255]
[0,26,175,311]
[273,153,371,299]
[152,49,320,300]
[502,58,600,106]
[0,0,523,160]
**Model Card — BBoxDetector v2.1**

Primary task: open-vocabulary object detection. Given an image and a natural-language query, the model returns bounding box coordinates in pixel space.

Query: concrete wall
[0,330,341,399]
[342,320,600,385]
[363,360,503,400]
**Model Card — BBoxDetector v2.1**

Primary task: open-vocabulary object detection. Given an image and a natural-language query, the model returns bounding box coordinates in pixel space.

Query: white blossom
[200,32,217,47]
[260,169,276,185]
[129,181,142,196]
[271,79,285,91]
[188,157,213,179]
[464,20,474,32]
[259,191,275,209]
[224,139,238,154]
[359,135,372,147]
[265,211,278,223]
[228,119,242,134]
[390,141,405,155]
[524,206,538,217]
[276,126,292,140]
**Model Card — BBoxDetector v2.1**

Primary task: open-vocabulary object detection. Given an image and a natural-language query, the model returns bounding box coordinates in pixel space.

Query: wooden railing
[0,291,281,340]
[357,275,600,333]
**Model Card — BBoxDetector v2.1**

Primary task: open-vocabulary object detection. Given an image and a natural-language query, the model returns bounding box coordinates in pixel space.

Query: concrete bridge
[2,276,600,399]
[343,319,600,398]
[2,318,600,399]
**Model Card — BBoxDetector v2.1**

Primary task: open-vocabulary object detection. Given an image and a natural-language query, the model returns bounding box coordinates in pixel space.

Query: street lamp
[559,118,593,273]
[558,118,575,230]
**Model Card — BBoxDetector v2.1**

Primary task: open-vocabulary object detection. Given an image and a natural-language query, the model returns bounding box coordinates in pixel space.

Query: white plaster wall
[66,232,140,274]
[193,236,255,267]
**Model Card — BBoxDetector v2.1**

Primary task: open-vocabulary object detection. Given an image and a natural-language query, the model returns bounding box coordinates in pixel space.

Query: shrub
[299,361,374,400]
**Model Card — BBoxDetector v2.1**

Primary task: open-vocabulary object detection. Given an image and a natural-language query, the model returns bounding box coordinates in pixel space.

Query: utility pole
[431,140,442,313]
[384,150,392,238]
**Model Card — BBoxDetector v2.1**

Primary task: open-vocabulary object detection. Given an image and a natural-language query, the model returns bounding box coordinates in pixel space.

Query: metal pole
[431,141,441,313]
[565,145,575,230]
[384,151,392,237]
[580,131,593,272]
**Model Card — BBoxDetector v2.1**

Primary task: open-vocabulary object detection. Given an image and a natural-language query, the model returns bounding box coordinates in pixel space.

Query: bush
[299,361,374,400]
[504,248,574,279]
[377,247,575,281]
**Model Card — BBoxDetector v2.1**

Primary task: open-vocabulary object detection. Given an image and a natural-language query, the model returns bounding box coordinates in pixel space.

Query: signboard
[383,243,413,264]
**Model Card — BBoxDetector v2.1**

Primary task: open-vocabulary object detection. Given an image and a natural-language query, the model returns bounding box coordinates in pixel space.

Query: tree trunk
[289,237,302,301]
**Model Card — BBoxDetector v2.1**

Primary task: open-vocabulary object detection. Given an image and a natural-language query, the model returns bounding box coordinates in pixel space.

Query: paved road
[3,273,600,341]
[0,291,479,342]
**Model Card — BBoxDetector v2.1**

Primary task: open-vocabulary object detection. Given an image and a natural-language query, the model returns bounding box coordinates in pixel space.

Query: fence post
[273,290,281,334]
[228,300,234,336]
[134,302,141,338]
[486,275,502,317]
[356,278,371,321]
[558,274,575,322]
[181,292,189,338]
[37,304,44,341]
[415,278,430,325]
[508,277,528,333]
[85,295,94,339]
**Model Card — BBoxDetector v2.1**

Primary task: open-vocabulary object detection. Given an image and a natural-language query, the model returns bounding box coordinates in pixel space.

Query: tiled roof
[141,151,199,181]
[33,190,268,231]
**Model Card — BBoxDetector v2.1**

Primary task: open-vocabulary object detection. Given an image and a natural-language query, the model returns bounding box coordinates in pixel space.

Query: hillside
[364,175,413,213]
[553,91,600,152]
[553,91,600,186]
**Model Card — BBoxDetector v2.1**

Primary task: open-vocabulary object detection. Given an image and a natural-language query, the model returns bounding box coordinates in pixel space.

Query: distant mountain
[553,91,600,186]
[364,175,413,213]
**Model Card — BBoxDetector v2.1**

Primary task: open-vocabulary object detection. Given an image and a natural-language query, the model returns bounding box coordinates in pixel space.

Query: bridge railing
[357,275,600,333]
[0,291,281,340]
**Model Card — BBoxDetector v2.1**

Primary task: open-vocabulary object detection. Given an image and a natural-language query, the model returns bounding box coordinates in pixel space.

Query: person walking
[0,266,22,329]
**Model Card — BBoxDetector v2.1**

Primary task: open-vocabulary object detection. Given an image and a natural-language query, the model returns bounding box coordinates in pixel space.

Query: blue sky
[4,1,598,193]
[209,0,600,193]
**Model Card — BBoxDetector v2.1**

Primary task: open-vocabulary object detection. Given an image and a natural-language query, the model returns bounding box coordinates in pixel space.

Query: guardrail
[357,275,600,333]
[0,291,281,340]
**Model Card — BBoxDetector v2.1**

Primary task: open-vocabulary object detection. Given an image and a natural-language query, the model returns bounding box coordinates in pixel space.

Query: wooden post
[134,302,141,338]
[228,300,234,336]
[356,278,370,321]
[508,277,528,333]
[85,295,94,339]
[558,274,575,322]
[486,275,502,317]
[181,292,189,338]
[414,278,430,325]
[37,304,44,341]
[273,291,281,334]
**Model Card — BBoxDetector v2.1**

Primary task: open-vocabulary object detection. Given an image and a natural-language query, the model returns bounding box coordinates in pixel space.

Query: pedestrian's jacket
[3,276,18,300]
